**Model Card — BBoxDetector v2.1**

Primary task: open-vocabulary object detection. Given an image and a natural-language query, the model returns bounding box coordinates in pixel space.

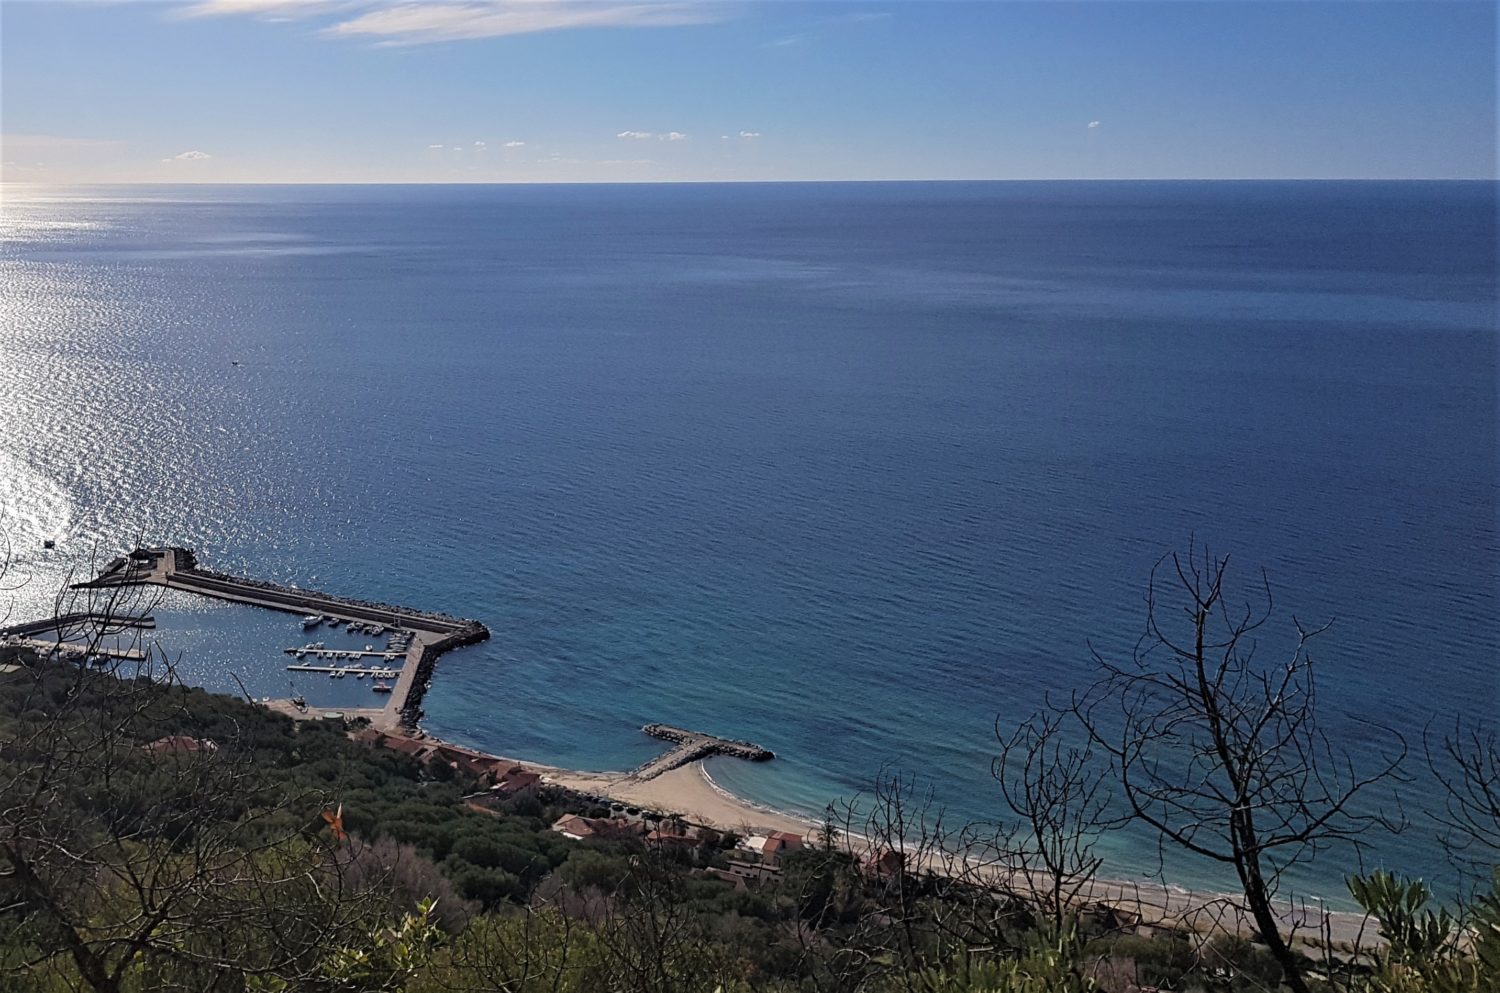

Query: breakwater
[76,547,489,730]
[632,723,774,780]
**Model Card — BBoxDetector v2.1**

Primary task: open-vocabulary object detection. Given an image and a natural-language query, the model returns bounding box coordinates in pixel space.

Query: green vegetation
[3,653,1496,992]
[3,542,1497,992]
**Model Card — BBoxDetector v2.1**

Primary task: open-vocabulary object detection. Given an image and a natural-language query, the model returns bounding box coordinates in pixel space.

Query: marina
[77,547,490,730]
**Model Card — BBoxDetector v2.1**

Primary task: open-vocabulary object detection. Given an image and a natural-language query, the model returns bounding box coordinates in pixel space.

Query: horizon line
[3,177,1496,187]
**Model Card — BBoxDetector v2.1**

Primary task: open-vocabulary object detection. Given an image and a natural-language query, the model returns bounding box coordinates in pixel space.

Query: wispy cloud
[617,130,687,141]
[176,0,356,19]
[503,140,526,148]
[1088,120,1101,129]
[232,1,728,45]
[163,149,213,161]
[738,130,761,139]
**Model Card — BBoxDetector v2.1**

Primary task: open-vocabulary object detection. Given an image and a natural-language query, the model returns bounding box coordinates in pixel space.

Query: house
[864,847,906,878]
[492,769,542,797]
[761,831,804,863]
[645,823,700,847]
[379,735,433,760]
[352,727,385,747]
[142,735,219,755]
[741,831,806,865]
[551,814,641,842]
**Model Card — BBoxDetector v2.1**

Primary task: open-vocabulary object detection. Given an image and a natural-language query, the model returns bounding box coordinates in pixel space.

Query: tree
[1069,542,1407,993]
[1428,721,1500,876]
[992,708,1119,930]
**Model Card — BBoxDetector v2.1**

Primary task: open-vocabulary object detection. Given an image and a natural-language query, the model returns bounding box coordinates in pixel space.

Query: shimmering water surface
[0,182,1494,899]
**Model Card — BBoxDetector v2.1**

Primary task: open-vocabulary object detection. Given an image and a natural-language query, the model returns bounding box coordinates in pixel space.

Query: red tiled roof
[142,736,218,754]
[380,736,429,756]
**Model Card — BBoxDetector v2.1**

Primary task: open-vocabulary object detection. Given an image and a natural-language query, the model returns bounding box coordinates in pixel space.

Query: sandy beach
[544,762,819,837]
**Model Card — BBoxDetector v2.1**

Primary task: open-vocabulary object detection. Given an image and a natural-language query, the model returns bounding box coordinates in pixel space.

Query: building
[550,814,641,842]
[142,735,219,755]
[741,831,806,865]
[492,768,542,797]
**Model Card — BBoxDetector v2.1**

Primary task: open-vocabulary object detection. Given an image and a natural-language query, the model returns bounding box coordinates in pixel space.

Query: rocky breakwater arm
[632,724,774,780]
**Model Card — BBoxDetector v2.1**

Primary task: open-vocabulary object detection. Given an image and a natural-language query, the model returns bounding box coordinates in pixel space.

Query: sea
[0,181,1494,905]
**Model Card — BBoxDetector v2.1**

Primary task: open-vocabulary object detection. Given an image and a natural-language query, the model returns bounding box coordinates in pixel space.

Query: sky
[1,0,1495,183]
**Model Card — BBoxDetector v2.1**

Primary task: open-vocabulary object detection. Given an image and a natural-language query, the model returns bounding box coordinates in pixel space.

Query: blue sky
[2,1,1494,182]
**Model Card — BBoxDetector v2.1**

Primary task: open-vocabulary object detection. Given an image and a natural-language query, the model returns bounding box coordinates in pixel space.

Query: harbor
[76,547,490,731]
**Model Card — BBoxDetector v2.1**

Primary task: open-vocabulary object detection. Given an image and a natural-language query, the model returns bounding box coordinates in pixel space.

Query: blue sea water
[0,181,1494,902]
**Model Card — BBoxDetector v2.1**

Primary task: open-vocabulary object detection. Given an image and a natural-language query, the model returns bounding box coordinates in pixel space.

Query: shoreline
[416,729,1373,949]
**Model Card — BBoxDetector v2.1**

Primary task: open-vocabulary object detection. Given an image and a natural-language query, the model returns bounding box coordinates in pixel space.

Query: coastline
[419,730,1374,949]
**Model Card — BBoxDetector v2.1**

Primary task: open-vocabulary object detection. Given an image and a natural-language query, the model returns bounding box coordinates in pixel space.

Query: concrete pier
[77,547,489,731]
[3,638,147,662]
[632,724,774,780]
[0,612,157,662]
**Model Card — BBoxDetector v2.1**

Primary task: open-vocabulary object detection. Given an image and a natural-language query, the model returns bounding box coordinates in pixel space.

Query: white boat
[301,615,320,629]
[371,681,392,693]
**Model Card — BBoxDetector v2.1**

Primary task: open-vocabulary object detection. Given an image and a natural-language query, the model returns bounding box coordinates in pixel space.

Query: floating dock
[632,724,774,780]
[77,546,489,731]
[285,647,404,661]
[287,665,401,677]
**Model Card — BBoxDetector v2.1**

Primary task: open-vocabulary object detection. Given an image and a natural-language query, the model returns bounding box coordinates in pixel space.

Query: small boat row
[300,615,390,637]
[288,645,402,661]
[322,667,394,692]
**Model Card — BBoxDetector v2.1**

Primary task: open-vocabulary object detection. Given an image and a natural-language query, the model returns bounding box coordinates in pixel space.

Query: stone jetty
[76,547,489,731]
[631,723,774,780]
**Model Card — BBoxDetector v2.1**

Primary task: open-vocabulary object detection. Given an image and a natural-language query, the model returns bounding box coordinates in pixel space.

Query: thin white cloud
[474,140,487,147]
[503,140,526,148]
[176,0,356,19]
[617,130,686,141]
[1088,120,1101,129]
[163,149,213,161]
[426,143,445,148]
[320,2,726,45]
[738,130,761,139]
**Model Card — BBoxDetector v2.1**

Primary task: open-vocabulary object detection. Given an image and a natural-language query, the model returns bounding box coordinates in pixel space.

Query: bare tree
[1069,541,1406,993]
[992,708,1118,930]
[1428,721,1500,875]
